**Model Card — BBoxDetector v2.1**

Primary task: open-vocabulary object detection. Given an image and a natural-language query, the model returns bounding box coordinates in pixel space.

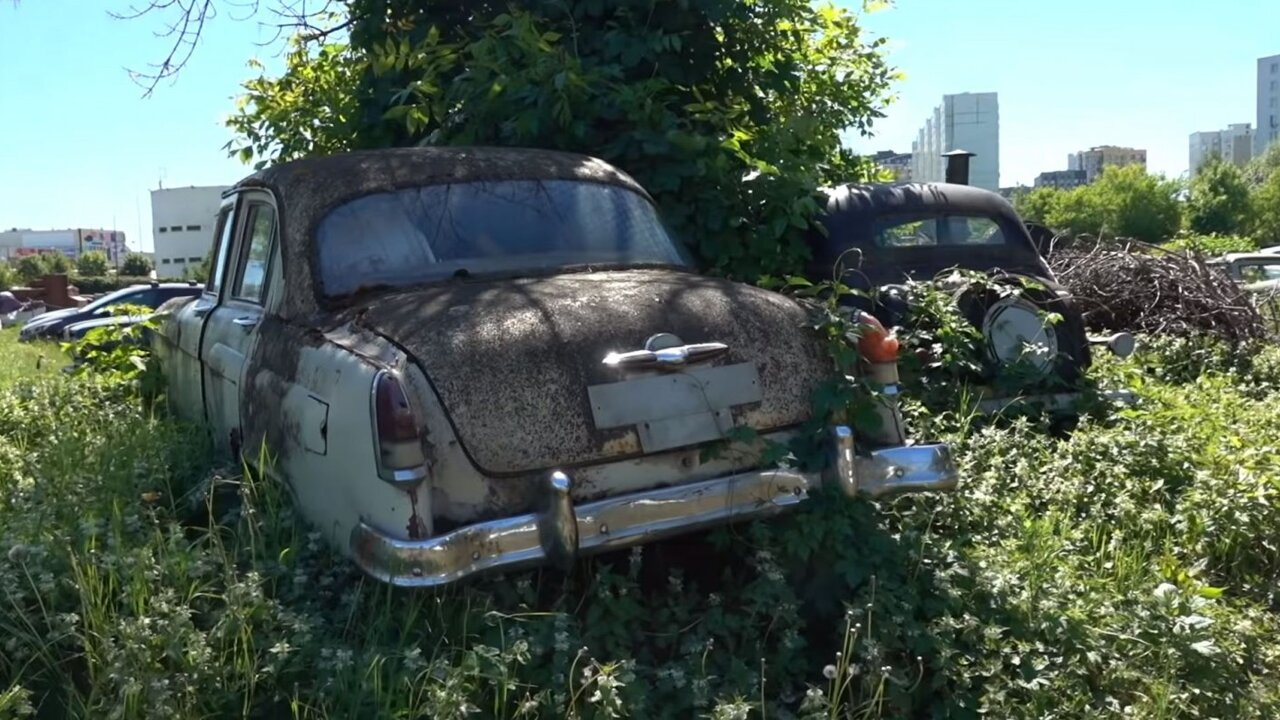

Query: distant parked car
[19,282,200,342]
[150,146,959,588]
[1207,252,1280,295]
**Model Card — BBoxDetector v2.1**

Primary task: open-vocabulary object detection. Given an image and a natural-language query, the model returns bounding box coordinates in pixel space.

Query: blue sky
[1,1,1278,252]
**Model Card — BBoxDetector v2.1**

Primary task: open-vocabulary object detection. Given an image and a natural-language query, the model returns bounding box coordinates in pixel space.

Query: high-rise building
[1258,54,1280,156]
[1189,124,1254,174]
[910,92,1000,190]
[1070,146,1147,183]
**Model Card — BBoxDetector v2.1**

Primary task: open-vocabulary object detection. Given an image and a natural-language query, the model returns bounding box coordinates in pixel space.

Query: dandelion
[822,664,838,680]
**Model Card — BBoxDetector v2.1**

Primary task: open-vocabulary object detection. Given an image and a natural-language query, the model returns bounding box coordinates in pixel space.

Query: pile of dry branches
[1046,238,1271,343]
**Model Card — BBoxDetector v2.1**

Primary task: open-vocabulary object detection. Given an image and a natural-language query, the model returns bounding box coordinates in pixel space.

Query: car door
[160,196,238,423]
[200,191,277,453]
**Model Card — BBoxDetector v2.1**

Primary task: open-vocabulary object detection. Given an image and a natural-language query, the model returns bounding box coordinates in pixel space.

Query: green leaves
[226,0,894,281]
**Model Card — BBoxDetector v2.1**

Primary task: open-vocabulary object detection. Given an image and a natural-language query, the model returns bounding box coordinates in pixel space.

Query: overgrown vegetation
[3,316,1280,717]
[1016,149,1280,249]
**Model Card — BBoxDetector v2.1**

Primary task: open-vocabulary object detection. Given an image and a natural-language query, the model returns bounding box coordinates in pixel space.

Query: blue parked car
[19,282,201,342]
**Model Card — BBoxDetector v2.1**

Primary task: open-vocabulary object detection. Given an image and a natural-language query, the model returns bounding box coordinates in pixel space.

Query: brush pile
[1045,238,1271,342]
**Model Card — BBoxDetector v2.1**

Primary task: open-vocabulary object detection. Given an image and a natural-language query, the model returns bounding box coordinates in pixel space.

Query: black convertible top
[806,182,1053,287]
[228,146,652,318]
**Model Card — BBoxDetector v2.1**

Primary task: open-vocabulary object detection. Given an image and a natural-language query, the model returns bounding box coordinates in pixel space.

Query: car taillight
[372,370,428,482]
[855,311,900,364]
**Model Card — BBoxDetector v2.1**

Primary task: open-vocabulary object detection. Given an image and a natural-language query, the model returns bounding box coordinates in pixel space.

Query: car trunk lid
[349,269,830,476]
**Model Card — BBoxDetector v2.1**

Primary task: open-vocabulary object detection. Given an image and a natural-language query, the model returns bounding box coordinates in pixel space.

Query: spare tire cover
[954,275,1090,384]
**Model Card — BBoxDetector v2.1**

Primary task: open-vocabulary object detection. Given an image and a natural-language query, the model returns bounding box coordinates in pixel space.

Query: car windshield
[316,179,691,297]
[874,214,1008,248]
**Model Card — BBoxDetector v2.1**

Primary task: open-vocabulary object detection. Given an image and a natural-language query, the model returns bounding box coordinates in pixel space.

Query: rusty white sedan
[151,147,958,587]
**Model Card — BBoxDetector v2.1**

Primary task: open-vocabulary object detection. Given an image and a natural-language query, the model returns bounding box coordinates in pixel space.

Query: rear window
[316,179,690,297]
[874,215,1008,248]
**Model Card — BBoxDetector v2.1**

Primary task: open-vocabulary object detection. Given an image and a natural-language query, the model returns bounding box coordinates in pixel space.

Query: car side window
[874,215,1007,248]
[233,204,276,304]
[207,203,237,296]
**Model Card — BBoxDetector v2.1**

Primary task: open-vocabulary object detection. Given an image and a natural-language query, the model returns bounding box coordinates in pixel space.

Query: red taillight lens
[376,373,419,443]
[373,371,427,476]
[856,311,900,363]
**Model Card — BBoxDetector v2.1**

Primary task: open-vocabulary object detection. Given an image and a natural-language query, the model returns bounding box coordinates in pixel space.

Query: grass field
[0,329,1278,718]
[0,327,62,388]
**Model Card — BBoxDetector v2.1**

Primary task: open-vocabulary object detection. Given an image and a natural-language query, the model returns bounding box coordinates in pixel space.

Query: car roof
[822,182,1022,220]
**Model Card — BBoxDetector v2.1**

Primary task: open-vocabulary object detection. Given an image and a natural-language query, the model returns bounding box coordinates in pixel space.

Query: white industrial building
[151,185,230,277]
[1189,124,1254,175]
[1257,54,1280,156]
[910,92,1000,191]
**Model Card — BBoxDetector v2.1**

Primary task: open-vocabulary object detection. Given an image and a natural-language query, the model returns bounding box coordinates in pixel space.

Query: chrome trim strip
[855,444,959,497]
[350,430,960,588]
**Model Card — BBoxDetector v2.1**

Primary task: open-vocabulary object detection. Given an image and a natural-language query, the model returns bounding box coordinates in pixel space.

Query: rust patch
[406,484,427,540]
[240,317,325,462]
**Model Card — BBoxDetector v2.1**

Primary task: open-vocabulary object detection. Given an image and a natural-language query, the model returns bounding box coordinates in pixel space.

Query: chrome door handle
[232,316,259,329]
[193,304,213,318]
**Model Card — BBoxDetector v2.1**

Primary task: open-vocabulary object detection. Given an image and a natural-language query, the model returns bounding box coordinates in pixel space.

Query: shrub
[75,250,111,277]
[14,255,47,284]
[0,262,16,291]
[1163,233,1259,256]
[120,252,153,277]
[71,275,158,295]
[42,252,71,276]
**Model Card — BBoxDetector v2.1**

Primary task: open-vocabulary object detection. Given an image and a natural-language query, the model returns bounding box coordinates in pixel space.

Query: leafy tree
[228,1,896,279]
[120,252,154,277]
[75,250,112,277]
[1039,165,1182,243]
[1252,169,1280,246]
[1245,141,1280,188]
[14,255,47,284]
[1012,187,1064,223]
[1185,158,1253,236]
[1044,184,1106,237]
[42,252,72,276]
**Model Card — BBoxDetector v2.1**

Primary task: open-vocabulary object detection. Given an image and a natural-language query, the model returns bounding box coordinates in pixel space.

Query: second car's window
[233,204,276,303]
[875,215,1008,247]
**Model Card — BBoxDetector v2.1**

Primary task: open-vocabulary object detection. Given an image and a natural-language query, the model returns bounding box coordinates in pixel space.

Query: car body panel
[149,147,959,585]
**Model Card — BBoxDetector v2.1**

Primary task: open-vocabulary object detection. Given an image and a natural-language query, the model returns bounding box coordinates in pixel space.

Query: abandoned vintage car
[805,163,1134,411]
[150,146,958,587]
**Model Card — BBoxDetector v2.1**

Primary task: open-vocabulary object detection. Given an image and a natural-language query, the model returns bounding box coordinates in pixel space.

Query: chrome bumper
[351,426,958,588]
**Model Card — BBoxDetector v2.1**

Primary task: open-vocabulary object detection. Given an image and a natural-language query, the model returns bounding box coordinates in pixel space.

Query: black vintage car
[804,179,1130,402]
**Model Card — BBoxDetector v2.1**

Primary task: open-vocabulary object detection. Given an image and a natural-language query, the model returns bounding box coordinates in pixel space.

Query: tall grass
[0,332,1278,718]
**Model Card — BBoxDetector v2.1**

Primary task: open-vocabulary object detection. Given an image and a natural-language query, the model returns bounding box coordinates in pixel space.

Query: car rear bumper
[350,426,958,587]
